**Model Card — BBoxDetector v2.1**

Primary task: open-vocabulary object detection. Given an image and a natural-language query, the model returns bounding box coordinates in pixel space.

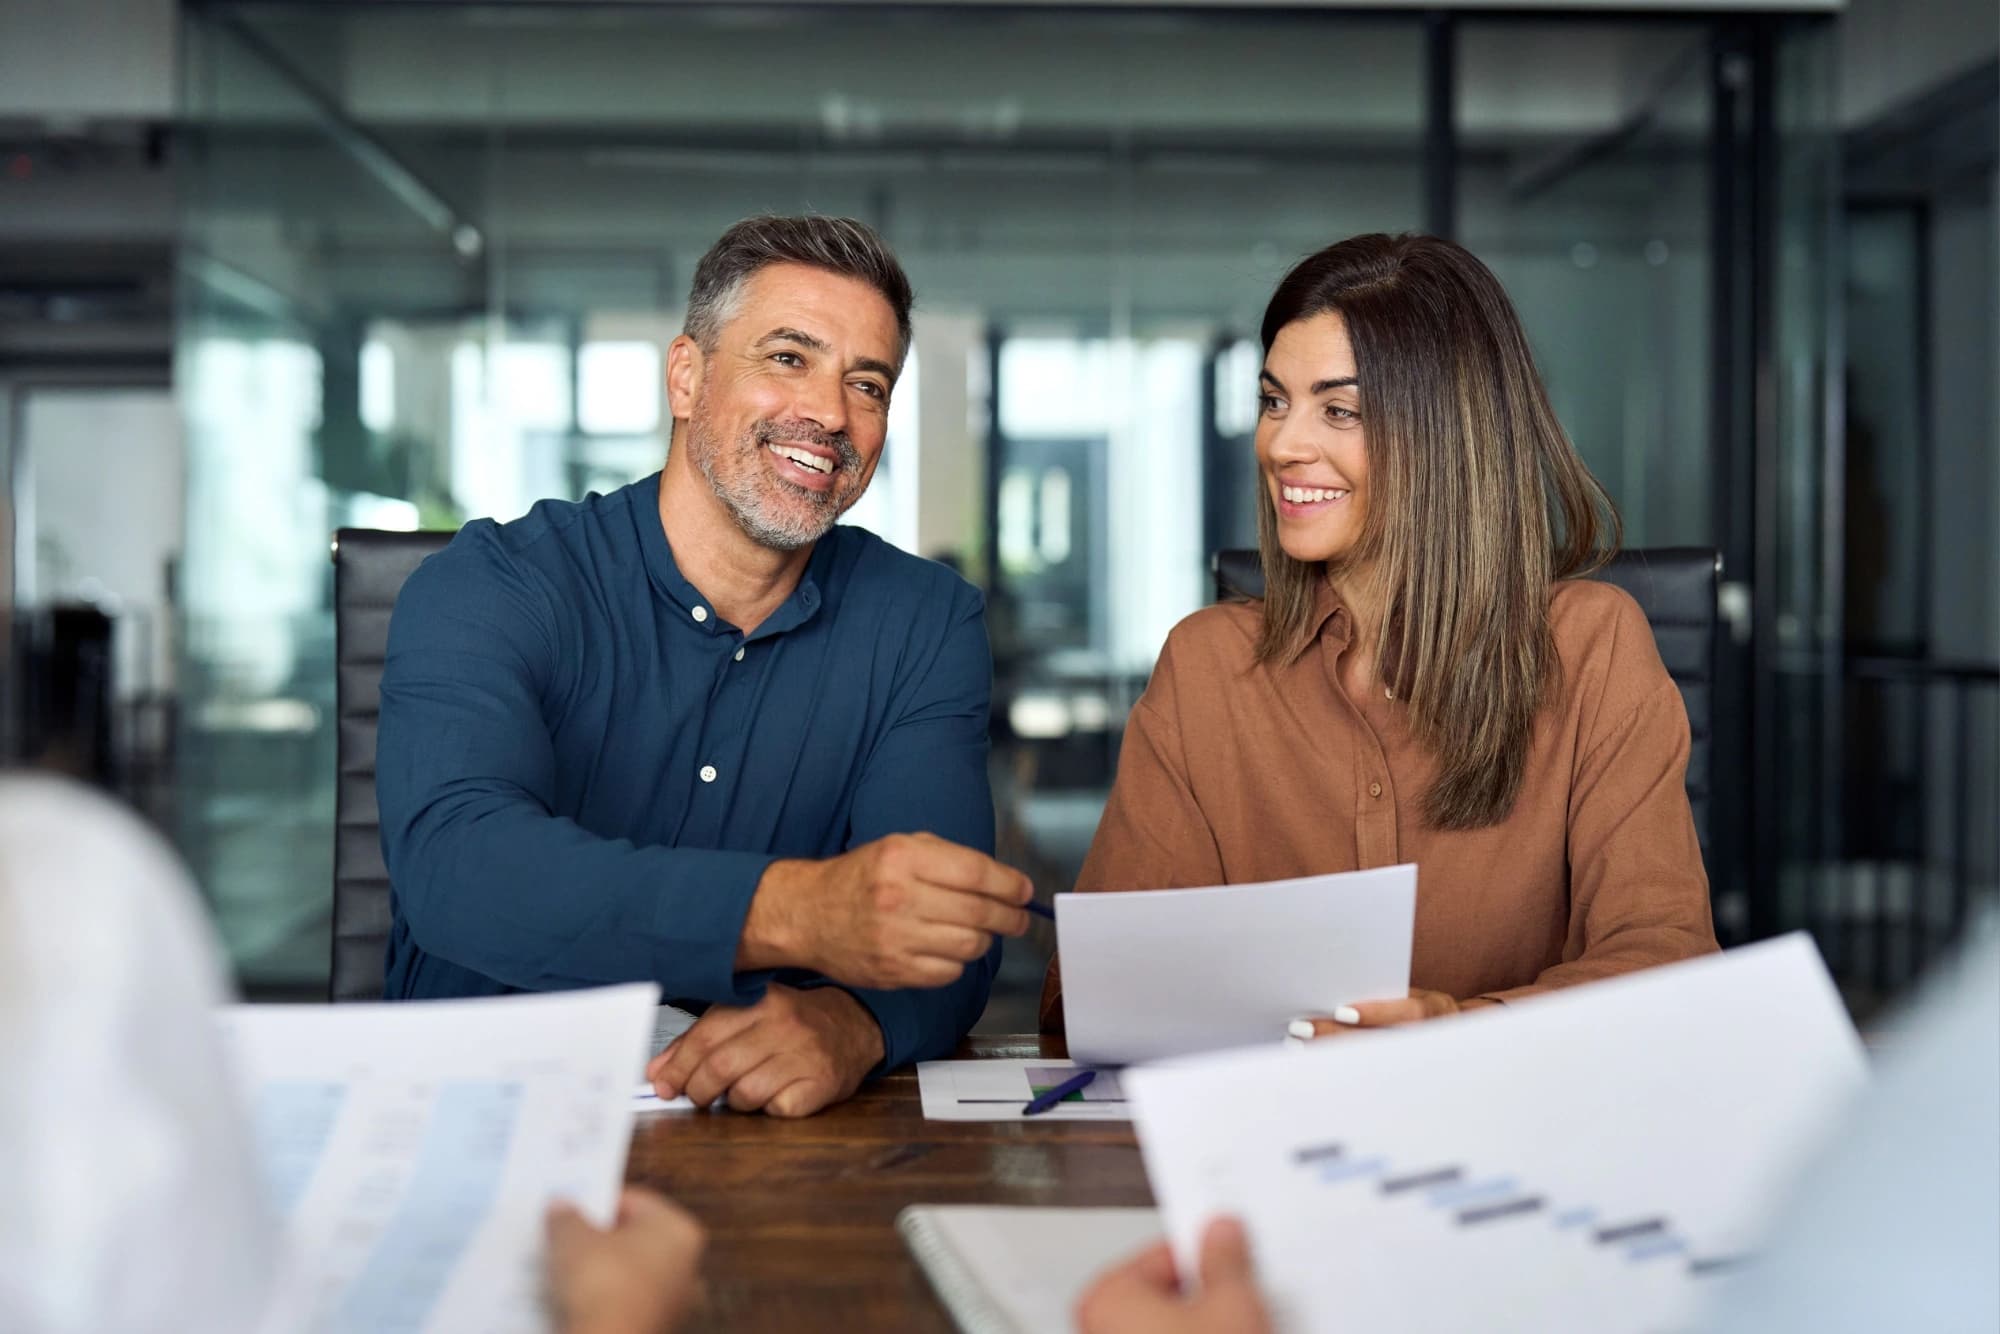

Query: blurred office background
[1,0,1992,1028]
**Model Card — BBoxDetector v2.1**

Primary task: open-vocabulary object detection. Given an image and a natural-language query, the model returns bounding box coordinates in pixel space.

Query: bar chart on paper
[1125,938,1871,1334]
[1248,1132,1752,1330]
[221,985,657,1334]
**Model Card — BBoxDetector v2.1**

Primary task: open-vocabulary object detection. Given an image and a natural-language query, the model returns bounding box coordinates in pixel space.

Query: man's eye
[772,351,805,367]
[853,381,886,401]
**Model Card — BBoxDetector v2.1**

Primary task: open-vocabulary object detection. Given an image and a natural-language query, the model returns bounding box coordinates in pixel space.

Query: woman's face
[1256,311,1369,565]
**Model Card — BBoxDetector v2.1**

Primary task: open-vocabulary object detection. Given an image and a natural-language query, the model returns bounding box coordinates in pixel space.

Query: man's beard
[689,413,865,552]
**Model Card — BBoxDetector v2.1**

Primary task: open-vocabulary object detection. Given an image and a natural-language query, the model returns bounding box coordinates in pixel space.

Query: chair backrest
[1209,547,1719,855]
[332,527,456,1001]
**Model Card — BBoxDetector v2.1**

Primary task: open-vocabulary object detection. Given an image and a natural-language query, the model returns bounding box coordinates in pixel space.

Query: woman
[1041,233,1716,1035]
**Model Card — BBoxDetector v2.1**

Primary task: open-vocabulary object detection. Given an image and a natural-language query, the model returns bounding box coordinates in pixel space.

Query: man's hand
[545,1186,705,1334]
[644,984,884,1118]
[1076,1217,1273,1334]
[737,832,1033,991]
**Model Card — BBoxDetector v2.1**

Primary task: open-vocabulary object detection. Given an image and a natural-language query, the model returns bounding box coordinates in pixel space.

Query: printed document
[918,1059,1130,1121]
[1056,865,1416,1064]
[219,983,659,1334]
[1123,935,1868,1334]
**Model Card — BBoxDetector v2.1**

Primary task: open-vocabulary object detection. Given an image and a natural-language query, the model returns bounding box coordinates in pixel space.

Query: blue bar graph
[252,1080,347,1215]
[333,1080,524,1334]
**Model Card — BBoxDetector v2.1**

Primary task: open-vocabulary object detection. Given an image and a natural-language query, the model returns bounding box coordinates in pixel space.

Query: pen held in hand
[1022,1068,1096,1116]
[1024,898,1056,922]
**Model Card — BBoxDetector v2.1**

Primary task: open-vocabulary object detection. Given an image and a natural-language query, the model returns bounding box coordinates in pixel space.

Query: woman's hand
[546,1186,706,1334]
[1075,1217,1273,1334]
[1289,988,1462,1038]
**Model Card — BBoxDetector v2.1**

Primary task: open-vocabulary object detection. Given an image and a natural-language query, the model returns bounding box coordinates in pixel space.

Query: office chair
[331,527,457,1001]
[1210,547,1720,855]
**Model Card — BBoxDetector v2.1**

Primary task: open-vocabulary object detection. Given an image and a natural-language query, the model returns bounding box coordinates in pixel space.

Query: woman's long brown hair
[1254,233,1620,829]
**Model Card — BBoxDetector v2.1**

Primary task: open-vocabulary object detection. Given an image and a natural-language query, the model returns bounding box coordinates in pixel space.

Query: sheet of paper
[219,983,658,1334]
[632,1003,701,1111]
[899,1206,1161,1332]
[918,1059,1131,1121]
[1123,935,1868,1334]
[1055,865,1417,1064]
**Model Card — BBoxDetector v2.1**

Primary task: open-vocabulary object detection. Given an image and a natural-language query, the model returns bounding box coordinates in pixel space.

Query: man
[377,215,1032,1118]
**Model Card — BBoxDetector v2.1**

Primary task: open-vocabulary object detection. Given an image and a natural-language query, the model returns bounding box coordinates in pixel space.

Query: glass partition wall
[178,4,1841,1013]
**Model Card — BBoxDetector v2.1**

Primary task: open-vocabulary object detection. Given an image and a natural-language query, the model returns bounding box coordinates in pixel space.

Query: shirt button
[691,605,709,623]
[733,646,745,662]
[699,765,718,784]
[1368,781,1383,799]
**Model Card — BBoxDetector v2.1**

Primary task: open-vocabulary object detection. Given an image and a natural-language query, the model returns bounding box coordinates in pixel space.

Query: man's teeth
[1282,485,1349,504]
[770,443,833,474]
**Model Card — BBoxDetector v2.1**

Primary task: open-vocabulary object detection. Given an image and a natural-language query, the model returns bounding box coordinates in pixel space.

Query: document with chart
[218,984,659,1334]
[1124,936,1868,1334]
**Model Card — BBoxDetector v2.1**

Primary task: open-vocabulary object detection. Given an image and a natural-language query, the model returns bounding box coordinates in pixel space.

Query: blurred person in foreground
[0,773,702,1334]
[1042,233,1717,1037]
[1076,915,2000,1333]
[376,215,1033,1118]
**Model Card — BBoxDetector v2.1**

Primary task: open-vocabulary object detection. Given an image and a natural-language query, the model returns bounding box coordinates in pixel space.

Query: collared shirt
[378,473,998,1071]
[1042,576,1717,1026]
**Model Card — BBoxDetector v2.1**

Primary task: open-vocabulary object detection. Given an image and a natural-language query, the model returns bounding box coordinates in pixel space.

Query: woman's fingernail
[1286,1018,1317,1040]
[1283,1035,1309,1050]
[1333,1005,1362,1025]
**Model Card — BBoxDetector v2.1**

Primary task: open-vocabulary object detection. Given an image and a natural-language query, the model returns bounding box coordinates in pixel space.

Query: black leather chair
[331,527,457,1001]
[1210,547,1719,855]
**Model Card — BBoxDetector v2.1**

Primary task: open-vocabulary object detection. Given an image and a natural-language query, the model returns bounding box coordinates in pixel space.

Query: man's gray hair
[683,215,914,366]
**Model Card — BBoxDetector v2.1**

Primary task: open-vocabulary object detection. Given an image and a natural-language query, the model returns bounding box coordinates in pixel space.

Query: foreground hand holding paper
[220,983,659,1334]
[1056,865,1416,1064]
[1123,935,1868,1334]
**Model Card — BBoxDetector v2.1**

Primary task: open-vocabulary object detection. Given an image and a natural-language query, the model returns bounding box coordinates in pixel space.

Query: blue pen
[1025,898,1056,921]
[1023,1069,1096,1116]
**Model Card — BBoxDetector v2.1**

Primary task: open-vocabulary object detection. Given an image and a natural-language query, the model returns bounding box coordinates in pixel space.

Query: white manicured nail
[1333,1005,1362,1025]
[1283,1035,1308,1050]
[1286,1018,1317,1040]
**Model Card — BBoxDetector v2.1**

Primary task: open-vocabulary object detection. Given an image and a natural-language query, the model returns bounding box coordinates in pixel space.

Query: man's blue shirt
[375,472,999,1070]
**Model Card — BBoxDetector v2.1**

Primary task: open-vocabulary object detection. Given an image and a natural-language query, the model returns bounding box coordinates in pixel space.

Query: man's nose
[790,369,847,435]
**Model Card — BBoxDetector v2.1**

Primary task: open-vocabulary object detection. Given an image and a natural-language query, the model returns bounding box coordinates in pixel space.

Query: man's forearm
[735,858,816,972]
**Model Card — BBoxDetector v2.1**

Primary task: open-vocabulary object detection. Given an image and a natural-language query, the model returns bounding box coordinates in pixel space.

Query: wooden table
[624,1035,1153,1332]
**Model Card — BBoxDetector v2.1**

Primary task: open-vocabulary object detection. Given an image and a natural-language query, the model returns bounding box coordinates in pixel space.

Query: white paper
[899,1206,1161,1332]
[917,1059,1131,1121]
[219,983,659,1334]
[632,1003,701,1111]
[1056,865,1417,1064]
[1123,935,1869,1334]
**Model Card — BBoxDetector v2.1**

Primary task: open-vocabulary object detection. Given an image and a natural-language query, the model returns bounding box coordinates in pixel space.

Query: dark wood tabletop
[623,1035,1153,1333]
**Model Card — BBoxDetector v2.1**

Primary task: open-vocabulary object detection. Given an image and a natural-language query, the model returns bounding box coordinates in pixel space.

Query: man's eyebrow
[756,327,894,382]
[755,326,830,354]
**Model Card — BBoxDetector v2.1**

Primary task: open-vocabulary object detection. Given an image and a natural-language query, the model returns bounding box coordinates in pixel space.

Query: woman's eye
[1258,393,1284,415]
[1326,404,1359,422]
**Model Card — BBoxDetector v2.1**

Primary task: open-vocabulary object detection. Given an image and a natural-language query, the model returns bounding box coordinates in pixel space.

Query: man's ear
[665,334,704,421]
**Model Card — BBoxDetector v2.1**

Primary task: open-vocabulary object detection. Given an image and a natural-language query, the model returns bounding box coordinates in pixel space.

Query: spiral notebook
[898,1206,1161,1334]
